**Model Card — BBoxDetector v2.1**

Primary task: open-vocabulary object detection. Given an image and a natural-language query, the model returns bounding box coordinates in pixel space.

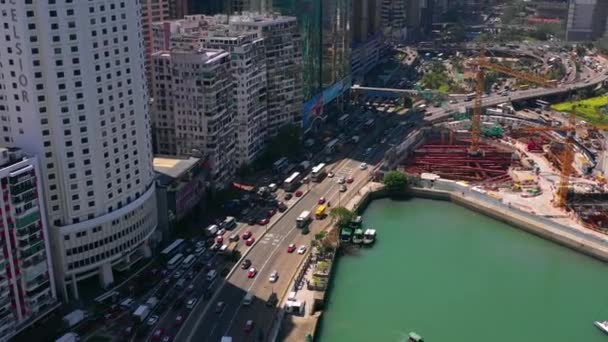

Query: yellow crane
[470,50,558,155]
[517,108,608,208]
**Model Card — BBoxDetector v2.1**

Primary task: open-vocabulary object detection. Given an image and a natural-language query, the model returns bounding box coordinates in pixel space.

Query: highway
[183,158,376,341]
[144,186,307,341]
[424,63,608,123]
[176,119,394,342]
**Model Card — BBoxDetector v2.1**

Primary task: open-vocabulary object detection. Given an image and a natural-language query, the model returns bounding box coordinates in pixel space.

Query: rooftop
[153,156,201,179]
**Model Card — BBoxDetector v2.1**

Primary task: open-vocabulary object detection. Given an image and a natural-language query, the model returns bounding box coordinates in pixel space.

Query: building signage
[7,1,30,103]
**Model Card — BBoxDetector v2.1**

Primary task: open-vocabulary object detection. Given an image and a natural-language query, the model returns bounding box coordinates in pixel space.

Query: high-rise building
[151,48,237,184]
[566,0,608,41]
[352,0,383,78]
[353,0,381,43]
[231,14,304,135]
[151,14,294,169]
[0,149,57,341]
[381,0,408,40]
[141,0,172,89]
[0,0,158,300]
[169,0,189,19]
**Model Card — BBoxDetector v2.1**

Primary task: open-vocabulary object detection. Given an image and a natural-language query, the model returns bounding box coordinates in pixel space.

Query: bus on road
[311,163,327,182]
[181,254,196,269]
[167,253,184,270]
[160,239,185,263]
[283,172,301,192]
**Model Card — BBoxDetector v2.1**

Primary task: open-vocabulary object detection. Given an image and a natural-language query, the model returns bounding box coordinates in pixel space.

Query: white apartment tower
[0,149,57,341]
[231,14,303,136]
[152,48,237,184]
[0,0,158,300]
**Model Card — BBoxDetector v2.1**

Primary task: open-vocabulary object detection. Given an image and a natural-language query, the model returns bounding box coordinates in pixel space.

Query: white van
[119,298,135,310]
[268,183,278,192]
[206,224,219,236]
[242,292,254,306]
[287,291,297,302]
[223,217,237,230]
[206,269,218,282]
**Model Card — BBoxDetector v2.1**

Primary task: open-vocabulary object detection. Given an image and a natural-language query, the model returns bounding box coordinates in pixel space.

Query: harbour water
[317,198,608,342]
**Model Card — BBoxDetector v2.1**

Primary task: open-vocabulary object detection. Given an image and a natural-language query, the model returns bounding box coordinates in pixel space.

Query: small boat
[352,229,364,244]
[363,229,376,245]
[408,332,424,342]
[340,228,353,244]
[594,321,608,334]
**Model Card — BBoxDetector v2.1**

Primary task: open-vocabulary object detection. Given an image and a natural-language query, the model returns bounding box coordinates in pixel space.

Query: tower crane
[470,50,558,155]
[516,108,608,208]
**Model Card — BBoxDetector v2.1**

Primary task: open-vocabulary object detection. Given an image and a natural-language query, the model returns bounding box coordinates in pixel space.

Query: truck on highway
[296,210,311,228]
[63,310,88,328]
[133,305,151,323]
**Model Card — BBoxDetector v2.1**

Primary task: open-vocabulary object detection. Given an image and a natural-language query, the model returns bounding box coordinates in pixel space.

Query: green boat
[340,228,353,243]
[352,229,364,244]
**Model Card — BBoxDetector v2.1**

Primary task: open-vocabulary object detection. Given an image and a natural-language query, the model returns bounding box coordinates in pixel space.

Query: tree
[329,206,355,227]
[383,171,408,194]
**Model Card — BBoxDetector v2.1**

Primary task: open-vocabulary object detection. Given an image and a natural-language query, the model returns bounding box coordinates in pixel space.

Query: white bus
[283,171,301,192]
[167,253,184,270]
[181,254,196,269]
[311,163,327,182]
[160,238,185,263]
[464,92,476,101]
[536,99,550,110]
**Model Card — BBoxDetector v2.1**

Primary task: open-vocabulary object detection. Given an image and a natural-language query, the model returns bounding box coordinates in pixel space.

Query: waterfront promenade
[276,177,608,341]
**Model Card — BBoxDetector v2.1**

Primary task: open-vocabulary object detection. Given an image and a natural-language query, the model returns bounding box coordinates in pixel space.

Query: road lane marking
[221,168,349,337]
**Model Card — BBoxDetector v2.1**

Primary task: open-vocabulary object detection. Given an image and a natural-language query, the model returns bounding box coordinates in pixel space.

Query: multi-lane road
[174,121,393,342]
[424,61,608,123]
[183,161,376,341]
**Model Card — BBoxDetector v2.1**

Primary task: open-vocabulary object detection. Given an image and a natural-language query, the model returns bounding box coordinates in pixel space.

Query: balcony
[10,180,35,196]
[20,241,44,259]
[16,211,40,229]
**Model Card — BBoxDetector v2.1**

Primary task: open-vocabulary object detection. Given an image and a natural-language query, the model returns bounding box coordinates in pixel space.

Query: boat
[594,321,608,334]
[352,229,364,244]
[363,229,376,245]
[408,332,423,342]
[340,228,353,244]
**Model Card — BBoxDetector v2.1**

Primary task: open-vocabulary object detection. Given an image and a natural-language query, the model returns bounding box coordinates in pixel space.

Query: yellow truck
[315,205,327,219]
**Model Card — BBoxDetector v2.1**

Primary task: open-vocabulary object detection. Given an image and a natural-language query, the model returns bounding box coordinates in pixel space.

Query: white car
[216,228,226,236]
[327,171,335,178]
[146,315,159,326]
[269,271,279,283]
[359,163,368,170]
[297,245,307,254]
[337,177,346,184]
[186,298,197,309]
[339,184,347,192]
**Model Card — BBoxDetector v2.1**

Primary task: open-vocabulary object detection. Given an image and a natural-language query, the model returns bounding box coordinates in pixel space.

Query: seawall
[409,187,608,262]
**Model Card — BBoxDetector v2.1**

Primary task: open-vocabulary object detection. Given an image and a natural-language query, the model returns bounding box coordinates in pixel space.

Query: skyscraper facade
[0,149,57,341]
[151,48,237,184]
[0,0,158,300]
[566,0,608,41]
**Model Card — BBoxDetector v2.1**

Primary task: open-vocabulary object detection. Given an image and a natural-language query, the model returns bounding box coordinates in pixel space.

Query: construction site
[400,49,608,237]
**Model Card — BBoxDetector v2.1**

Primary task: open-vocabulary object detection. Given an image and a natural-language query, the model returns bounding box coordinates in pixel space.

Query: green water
[317,198,608,342]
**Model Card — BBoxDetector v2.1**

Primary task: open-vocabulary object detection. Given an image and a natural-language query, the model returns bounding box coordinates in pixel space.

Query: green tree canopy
[329,206,355,227]
[383,171,409,193]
